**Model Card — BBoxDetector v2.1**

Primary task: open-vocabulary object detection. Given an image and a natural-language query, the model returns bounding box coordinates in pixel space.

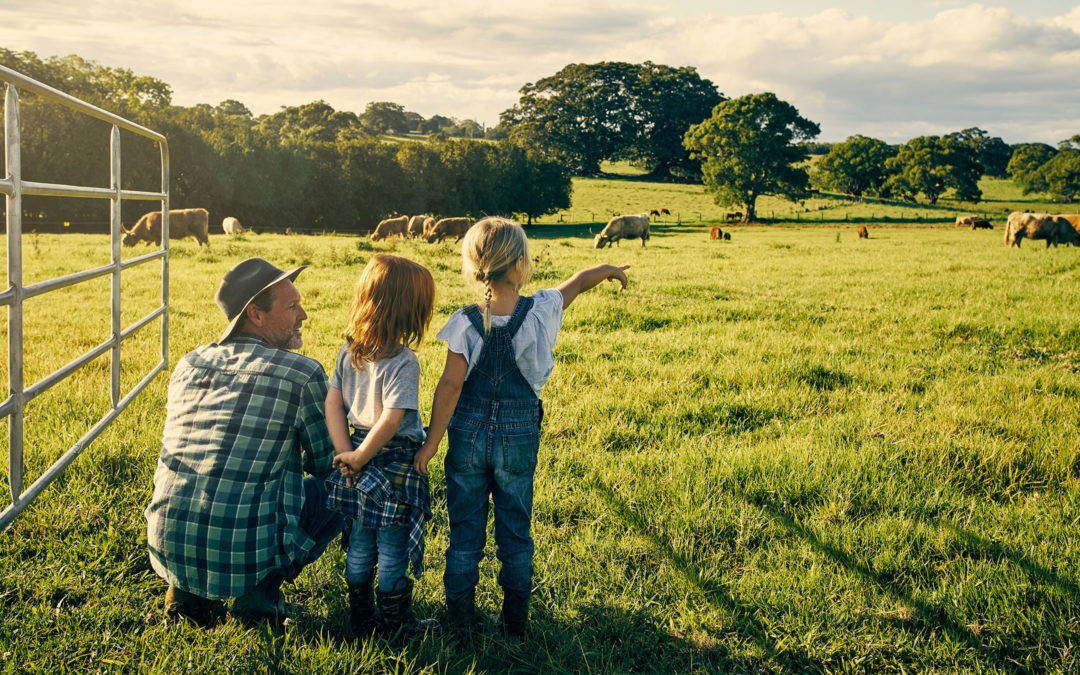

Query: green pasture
[1,222,1078,672]
[536,162,1076,229]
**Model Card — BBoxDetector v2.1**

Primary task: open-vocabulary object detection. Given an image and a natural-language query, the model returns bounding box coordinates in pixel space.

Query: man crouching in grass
[144,258,342,627]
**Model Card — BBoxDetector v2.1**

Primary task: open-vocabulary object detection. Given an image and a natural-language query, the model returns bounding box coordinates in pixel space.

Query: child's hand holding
[413,443,438,476]
[333,450,370,477]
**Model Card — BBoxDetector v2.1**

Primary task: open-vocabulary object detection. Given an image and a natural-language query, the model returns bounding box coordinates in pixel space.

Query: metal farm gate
[0,64,170,530]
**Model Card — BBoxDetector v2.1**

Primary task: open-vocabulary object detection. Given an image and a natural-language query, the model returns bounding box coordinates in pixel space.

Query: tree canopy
[883,135,982,204]
[814,135,896,197]
[1,49,570,231]
[683,93,819,222]
[500,61,724,178]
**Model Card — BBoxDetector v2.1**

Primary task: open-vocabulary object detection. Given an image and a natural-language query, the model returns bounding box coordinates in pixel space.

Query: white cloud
[2,1,1080,142]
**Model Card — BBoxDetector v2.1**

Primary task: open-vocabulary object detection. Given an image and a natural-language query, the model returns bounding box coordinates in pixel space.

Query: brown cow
[1005,212,1080,247]
[709,226,722,240]
[857,226,869,239]
[1053,214,1080,245]
[955,215,978,227]
[123,208,209,246]
[725,211,742,222]
[371,215,409,241]
[970,218,993,230]
[425,217,472,243]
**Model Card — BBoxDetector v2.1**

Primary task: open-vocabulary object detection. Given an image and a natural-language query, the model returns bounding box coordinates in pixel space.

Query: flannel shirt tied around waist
[325,438,431,577]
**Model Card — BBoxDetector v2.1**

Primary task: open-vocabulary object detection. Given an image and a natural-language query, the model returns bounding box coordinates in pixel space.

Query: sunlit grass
[1,226,1078,672]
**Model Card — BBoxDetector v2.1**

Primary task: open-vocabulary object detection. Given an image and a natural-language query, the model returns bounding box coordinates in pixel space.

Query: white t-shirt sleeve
[436,310,484,378]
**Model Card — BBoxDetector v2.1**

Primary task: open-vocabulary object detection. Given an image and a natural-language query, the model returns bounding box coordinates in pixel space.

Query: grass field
[1,207,1079,672]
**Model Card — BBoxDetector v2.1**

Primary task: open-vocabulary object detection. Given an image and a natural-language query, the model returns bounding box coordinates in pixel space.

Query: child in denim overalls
[414,217,629,637]
[324,254,437,637]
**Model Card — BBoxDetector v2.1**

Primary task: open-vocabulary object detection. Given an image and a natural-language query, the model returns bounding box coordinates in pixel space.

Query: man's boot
[445,586,479,638]
[501,588,530,638]
[347,579,377,638]
[376,579,438,636]
[231,572,287,627]
[164,585,226,628]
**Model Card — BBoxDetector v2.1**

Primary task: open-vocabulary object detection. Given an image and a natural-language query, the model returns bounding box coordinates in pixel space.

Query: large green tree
[500,61,723,178]
[883,135,982,204]
[947,127,1011,178]
[1007,142,1057,195]
[683,92,819,222]
[813,134,896,197]
[1036,136,1080,202]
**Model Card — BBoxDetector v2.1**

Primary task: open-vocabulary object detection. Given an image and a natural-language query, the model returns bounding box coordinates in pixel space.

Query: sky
[2,1,1080,144]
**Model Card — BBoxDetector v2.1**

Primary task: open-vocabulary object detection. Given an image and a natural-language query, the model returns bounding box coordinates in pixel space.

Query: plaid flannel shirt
[325,443,431,577]
[145,335,335,600]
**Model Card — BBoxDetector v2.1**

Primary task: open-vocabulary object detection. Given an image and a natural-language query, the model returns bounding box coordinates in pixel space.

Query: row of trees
[2,50,568,231]
[6,50,1077,231]
[682,96,1078,220]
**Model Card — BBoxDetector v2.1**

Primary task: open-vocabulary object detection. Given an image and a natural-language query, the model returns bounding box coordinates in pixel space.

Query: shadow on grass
[281,591,725,672]
[933,517,1080,601]
[741,493,1029,671]
[590,479,806,671]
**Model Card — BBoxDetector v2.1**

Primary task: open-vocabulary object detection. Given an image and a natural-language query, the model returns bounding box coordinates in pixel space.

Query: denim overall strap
[459,296,536,405]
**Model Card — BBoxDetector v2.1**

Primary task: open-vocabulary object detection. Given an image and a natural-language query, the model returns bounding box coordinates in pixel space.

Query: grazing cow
[709,226,722,240]
[122,208,209,247]
[371,215,409,241]
[1004,212,1080,248]
[725,211,742,222]
[660,208,671,216]
[970,218,993,230]
[594,213,650,248]
[649,209,661,218]
[424,217,472,243]
[857,226,869,239]
[955,215,979,228]
[406,215,428,238]
[221,216,244,235]
[1053,214,1080,244]
[723,232,731,241]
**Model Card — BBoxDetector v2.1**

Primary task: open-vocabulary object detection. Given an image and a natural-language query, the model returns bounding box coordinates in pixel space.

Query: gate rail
[0,64,170,530]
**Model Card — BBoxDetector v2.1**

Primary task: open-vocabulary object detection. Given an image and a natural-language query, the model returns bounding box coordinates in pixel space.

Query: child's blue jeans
[443,398,541,602]
[346,522,410,592]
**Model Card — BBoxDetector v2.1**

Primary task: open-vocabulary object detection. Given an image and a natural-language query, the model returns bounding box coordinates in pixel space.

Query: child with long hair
[413,217,629,637]
[324,254,437,637]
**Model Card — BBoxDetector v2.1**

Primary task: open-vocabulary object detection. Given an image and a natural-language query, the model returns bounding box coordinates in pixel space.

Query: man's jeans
[283,475,343,581]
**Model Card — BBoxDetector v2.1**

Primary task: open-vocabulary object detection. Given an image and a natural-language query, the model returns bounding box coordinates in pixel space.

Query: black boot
[231,572,287,628]
[501,589,529,638]
[445,586,479,637]
[347,580,377,638]
[377,579,438,636]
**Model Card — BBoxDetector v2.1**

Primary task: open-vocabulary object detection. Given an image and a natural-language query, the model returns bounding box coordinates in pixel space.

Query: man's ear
[243,302,263,328]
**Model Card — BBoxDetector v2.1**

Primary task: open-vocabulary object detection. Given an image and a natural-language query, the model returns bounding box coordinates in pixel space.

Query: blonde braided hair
[461,217,532,333]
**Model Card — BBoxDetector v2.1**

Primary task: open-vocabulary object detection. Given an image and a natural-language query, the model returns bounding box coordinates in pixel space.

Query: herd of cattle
[955,212,1080,247]
[118,207,1080,251]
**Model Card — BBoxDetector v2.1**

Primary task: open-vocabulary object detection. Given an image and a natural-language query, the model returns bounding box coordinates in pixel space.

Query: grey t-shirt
[329,344,425,444]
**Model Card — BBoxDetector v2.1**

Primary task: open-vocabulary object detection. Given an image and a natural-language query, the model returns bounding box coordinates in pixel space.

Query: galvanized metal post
[5,83,24,505]
[110,125,122,407]
[160,142,170,365]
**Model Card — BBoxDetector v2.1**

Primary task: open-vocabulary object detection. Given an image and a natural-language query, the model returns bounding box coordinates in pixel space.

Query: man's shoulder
[182,340,327,382]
